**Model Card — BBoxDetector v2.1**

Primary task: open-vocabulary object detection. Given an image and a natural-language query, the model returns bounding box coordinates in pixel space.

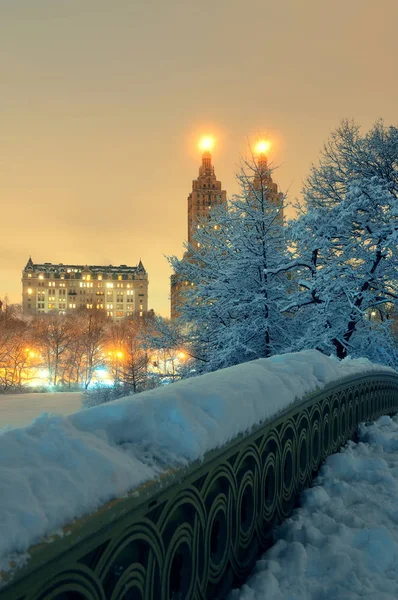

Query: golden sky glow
[0,1,397,317]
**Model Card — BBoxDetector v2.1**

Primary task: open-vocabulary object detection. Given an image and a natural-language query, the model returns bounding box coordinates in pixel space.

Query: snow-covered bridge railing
[1,352,398,599]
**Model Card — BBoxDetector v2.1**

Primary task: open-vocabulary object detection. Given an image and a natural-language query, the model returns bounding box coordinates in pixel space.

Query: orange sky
[1,0,397,316]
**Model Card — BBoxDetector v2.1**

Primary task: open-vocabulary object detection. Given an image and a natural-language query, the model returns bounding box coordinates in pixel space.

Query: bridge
[1,352,398,599]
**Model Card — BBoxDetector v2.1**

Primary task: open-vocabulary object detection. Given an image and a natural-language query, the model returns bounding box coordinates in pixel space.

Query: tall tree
[33,315,76,386]
[289,120,398,361]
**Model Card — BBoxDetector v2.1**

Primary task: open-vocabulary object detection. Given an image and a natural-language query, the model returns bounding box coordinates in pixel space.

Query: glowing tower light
[199,136,215,153]
[255,139,271,156]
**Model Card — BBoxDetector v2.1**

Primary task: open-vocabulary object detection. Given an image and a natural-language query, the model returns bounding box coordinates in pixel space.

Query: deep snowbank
[0,351,394,576]
[230,415,398,600]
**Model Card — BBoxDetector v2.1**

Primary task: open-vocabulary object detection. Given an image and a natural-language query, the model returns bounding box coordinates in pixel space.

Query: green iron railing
[1,372,398,600]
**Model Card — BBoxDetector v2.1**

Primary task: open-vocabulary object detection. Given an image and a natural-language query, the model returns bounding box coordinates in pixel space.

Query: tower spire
[202,150,212,170]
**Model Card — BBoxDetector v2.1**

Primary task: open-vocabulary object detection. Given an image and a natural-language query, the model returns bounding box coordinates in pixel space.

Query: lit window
[118,275,122,281]
[106,283,114,288]
[39,275,44,280]
[28,274,32,278]
[98,275,102,280]
[87,275,91,281]
[27,288,32,295]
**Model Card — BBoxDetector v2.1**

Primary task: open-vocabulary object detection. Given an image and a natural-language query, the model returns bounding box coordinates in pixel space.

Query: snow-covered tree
[289,120,398,362]
[169,154,296,372]
[303,119,398,207]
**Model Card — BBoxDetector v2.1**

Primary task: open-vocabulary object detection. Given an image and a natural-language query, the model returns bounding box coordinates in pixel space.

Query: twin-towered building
[22,258,148,319]
[170,143,283,318]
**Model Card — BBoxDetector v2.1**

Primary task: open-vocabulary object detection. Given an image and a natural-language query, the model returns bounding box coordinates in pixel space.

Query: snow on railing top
[0,350,395,575]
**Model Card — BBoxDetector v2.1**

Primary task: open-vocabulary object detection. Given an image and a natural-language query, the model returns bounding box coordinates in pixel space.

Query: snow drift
[0,350,395,576]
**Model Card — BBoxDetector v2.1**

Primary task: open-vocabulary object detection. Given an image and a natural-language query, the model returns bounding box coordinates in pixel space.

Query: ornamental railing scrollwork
[1,372,397,600]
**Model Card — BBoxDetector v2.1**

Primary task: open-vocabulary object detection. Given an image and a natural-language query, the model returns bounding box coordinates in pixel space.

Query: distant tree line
[0,308,161,394]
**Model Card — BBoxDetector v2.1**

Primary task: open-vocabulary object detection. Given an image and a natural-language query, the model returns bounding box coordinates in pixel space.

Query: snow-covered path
[230,415,398,600]
[0,392,83,429]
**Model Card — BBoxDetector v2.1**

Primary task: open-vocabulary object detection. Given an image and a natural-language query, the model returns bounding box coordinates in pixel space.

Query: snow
[0,392,83,430]
[230,415,398,600]
[0,350,395,581]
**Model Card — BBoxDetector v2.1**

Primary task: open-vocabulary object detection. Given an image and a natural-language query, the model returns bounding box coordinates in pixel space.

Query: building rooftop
[23,258,147,280]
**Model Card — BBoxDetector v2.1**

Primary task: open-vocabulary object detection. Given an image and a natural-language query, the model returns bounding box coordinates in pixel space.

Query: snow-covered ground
[230,415,398,600]
[0,351,395,583]
[0,392,83,429]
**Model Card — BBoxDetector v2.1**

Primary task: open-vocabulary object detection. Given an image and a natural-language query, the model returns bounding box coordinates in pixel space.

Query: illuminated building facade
[171,143,227,319]
[22,258,148,319]
[187,149,227,251]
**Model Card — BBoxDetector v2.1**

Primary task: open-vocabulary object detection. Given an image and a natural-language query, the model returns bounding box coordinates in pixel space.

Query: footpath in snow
[0,350,394,579]
[230,415,398,600]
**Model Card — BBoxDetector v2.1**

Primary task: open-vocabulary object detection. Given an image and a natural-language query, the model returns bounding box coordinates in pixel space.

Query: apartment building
[22,258,148,319]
